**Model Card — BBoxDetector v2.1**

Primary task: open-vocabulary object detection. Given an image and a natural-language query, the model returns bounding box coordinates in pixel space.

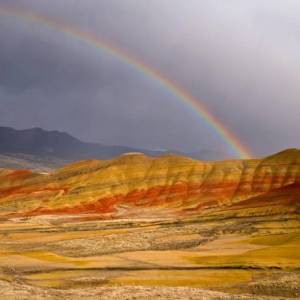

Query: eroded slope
[0,149,299,219]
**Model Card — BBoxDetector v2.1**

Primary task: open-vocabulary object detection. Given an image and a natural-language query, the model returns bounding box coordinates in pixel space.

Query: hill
[0,126,164,169]
[0,127,236,171]
[0,149,299,218]
[0,149,299,298]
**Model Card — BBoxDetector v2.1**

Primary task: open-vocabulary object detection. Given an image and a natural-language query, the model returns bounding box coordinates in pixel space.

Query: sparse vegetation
[0,150,299,299]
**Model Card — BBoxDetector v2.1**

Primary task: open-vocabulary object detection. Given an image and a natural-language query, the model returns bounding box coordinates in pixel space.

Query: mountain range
[0,126,231,171]
[0,126,165,170]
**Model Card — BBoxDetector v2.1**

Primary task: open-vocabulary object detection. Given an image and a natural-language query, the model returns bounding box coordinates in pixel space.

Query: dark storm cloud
[0,0,299,156]
[0,18,128,93]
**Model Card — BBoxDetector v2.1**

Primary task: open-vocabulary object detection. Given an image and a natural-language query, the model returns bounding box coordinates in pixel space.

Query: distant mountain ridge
[0,126,250,171]
[0,126,165,169]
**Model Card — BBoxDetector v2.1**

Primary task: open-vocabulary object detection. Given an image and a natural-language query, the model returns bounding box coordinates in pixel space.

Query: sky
[0,0,299,158]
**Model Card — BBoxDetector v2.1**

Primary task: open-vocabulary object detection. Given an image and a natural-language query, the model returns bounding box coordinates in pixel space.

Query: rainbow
[0,5,252,159]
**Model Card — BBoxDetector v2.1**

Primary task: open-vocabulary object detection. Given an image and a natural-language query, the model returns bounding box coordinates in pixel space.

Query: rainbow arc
[0,4,252,159]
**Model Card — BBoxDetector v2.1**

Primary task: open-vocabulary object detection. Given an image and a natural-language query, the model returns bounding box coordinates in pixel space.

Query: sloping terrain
[0,126,231,171]
[0,149,299,299]
[0,153,66,172]
[0,149,299,218]
[0,126,164,166]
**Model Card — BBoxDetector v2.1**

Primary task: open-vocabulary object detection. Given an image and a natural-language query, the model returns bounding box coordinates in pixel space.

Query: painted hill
[0,149,299,219]
[0,149,299,298]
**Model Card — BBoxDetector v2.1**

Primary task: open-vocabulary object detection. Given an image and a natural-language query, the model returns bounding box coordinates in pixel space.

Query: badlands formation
[0,149,299,299]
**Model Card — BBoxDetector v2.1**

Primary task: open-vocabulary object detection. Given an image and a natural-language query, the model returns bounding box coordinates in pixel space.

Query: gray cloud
[0,0,299,157]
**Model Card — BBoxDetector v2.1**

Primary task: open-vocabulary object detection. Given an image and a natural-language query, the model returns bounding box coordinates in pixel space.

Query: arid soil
[0,280,283,300]
[0,214,299,299]
[0,150,300,299]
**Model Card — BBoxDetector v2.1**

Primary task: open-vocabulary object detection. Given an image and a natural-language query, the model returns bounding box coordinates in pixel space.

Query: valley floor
[0,214,299,299]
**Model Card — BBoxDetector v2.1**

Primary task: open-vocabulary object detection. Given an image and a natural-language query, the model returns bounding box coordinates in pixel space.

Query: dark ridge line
[22,266,299,275]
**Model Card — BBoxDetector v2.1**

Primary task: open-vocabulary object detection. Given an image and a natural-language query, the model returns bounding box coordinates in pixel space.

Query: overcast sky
[0,0,299,157]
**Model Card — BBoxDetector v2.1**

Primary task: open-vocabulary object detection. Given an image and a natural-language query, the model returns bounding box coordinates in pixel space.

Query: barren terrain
[0,150,299,299]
